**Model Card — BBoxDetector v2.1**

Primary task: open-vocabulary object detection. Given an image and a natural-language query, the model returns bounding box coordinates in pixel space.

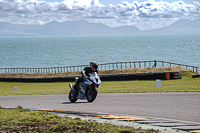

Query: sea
[0,35,200,72]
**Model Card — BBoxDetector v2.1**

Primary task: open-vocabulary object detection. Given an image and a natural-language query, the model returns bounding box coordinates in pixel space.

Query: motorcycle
[69,72,101,103]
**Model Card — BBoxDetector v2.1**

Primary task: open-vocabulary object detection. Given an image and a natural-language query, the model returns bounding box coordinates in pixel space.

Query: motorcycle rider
[72,61,99,93]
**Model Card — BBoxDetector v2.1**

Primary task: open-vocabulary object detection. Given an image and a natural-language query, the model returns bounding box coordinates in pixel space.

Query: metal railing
[0,60,198,74]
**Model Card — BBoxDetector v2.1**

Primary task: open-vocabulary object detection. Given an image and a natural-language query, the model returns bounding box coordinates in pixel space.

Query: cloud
[0,0,200,30]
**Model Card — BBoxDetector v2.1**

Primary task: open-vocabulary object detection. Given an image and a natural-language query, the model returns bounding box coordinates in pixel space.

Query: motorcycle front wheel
[69,90,78,103]
[86,87,98,102]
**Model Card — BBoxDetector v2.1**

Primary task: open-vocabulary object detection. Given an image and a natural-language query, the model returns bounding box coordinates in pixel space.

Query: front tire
[69,90,78,103]
[86,87,98,102]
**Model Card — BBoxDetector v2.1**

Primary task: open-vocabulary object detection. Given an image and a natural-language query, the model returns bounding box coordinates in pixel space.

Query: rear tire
[69,90,78,103]
[86,87,98,102]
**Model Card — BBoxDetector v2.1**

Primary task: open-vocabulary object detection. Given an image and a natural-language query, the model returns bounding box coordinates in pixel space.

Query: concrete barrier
[0,71,181,82]
[192,74,200,78]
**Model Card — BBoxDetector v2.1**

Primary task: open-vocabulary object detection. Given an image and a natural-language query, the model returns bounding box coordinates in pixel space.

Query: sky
[0,0,200,30]
[44,0,198,4]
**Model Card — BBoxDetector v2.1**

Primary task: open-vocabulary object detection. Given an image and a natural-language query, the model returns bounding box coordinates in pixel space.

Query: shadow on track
[62,101,89,104]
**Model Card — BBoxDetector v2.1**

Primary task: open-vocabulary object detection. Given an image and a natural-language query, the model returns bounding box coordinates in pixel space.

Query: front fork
[69,83,77,95]
[69,83,73,90]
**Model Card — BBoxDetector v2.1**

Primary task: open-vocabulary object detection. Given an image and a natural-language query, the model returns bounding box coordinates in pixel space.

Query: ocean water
[0,35,200,70]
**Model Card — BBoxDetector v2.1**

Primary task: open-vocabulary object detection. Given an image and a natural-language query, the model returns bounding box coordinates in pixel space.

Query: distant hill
[144,19,200,35]
[0,19,200,37]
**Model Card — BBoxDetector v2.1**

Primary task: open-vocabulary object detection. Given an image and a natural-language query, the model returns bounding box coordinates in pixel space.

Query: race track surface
[1,92,200,123]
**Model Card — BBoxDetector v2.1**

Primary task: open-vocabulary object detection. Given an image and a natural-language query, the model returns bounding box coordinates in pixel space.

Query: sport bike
[69,72,101,103]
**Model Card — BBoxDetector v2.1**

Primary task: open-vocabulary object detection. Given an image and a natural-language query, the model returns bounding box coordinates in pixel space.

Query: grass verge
[0,71,199,95]
[0,107,156,133]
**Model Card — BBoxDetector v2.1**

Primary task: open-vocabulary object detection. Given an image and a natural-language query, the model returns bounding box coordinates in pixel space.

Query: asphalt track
[1,92,200,124]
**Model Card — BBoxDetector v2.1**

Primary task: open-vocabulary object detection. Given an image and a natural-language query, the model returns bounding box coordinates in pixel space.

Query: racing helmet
[90,61,98,71]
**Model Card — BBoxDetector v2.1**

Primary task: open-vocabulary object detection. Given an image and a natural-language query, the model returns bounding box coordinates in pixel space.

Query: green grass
[101,72,200,93]
[0,82,69,95]
[0,71,200,95]
[0,108,154,133]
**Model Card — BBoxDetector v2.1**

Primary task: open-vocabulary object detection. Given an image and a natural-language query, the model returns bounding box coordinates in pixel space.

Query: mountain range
[0,19,200,37]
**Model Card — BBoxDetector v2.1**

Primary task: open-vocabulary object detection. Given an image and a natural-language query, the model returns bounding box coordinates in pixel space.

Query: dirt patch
[0,67,189,78]
[99,66,189,75]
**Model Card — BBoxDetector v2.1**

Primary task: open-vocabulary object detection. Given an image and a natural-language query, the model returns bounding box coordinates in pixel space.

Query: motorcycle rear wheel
[69,90,78,103]
[86,87,98,102]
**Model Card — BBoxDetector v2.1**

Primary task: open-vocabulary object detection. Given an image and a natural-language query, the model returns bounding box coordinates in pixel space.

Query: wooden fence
[0,60,199,74]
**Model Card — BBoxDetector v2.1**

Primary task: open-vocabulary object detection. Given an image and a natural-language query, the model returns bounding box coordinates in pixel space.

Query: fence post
[139,61,141,68]
[193,67,194,73]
